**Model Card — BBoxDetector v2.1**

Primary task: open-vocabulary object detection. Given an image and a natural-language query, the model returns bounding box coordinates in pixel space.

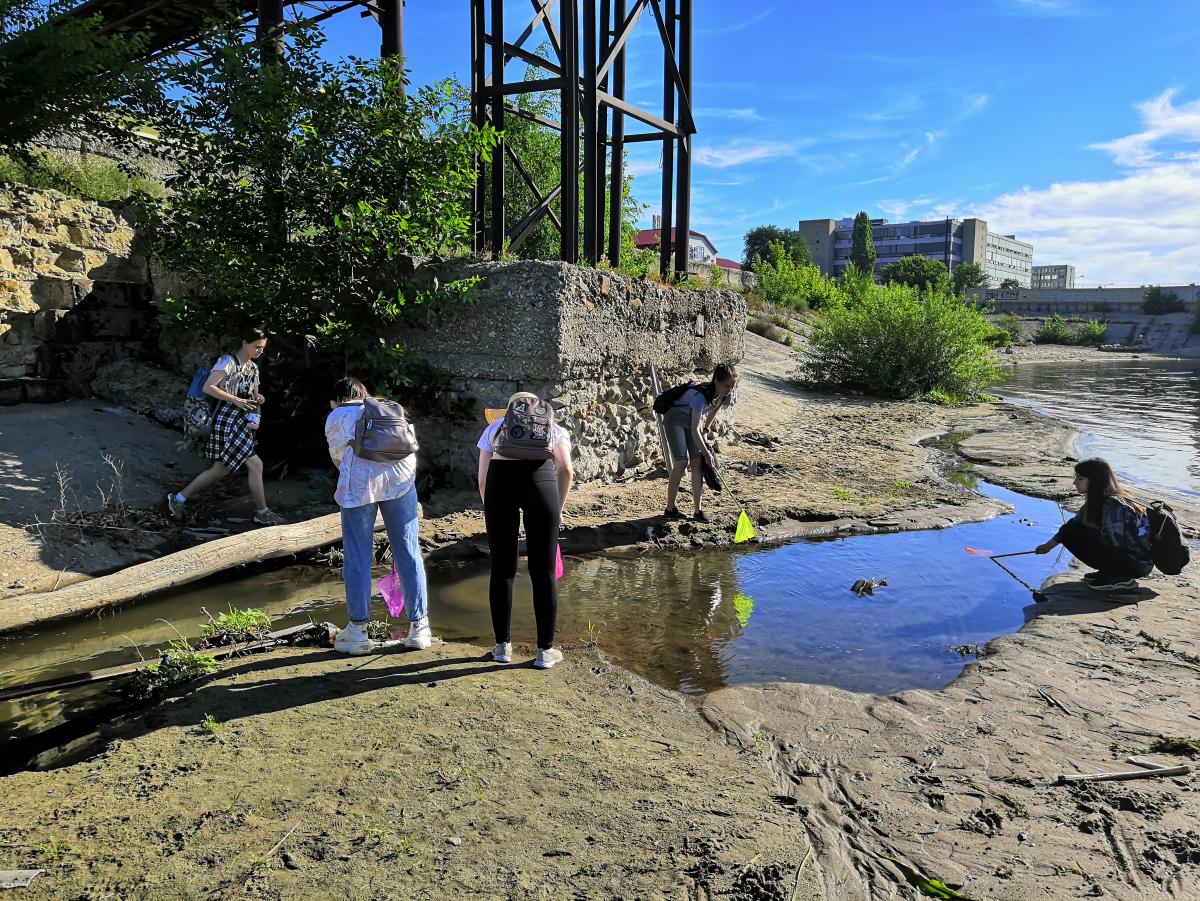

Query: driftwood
[0,513,352,635]
[1057,759,1190,784]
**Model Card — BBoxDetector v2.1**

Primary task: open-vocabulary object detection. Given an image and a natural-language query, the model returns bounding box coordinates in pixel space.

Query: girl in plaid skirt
[166,328,284,525]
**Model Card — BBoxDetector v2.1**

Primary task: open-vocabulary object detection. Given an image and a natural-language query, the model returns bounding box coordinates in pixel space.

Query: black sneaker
[693,510,710,524]
[663,506,684,520]
[1088,573,1137,592]
[1082,571,1102,582]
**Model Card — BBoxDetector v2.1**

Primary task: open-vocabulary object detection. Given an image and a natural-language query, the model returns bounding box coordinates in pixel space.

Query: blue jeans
[341,488,429,624]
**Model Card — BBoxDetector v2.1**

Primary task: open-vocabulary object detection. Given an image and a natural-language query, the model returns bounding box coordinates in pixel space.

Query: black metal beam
[470,0,486,254]
[672,0,691,279]
[658,0,675,280]
[606,0,626,267]
[379,0,403,79]
[582,0,599,264]
[489,0,506,255]
[558,0,579,263]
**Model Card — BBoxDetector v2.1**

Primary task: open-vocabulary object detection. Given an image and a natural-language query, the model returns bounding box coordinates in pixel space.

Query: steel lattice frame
[43,0,694,275]
[470,0,694,277]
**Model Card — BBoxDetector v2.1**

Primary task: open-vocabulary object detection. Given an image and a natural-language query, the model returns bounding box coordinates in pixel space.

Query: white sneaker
[404,617,432,650]
[534,647,563,670]
[492,642,513,663]
[334,622,376,655]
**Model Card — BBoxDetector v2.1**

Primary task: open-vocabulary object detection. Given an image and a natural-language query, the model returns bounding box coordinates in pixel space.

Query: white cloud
[994,0,1092,16]
[888,90,1200,284]
[698,9,774,35]
[1089,89,1200,167]
[695,107,764,121]
[693,140,798,168]
[961,93,989,118]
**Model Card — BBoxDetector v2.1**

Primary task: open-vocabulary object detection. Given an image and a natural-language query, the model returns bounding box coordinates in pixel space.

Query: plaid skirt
[205,401,257,472]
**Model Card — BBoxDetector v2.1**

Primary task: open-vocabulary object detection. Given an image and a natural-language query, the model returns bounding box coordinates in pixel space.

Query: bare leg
[666,459,689,510]
[690,460,704,514]
[180,462,229,500]
[244,455,267,510]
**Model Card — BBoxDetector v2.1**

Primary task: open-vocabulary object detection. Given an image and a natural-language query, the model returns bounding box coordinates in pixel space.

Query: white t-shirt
[325,403,416,508]
[477,419,572,461]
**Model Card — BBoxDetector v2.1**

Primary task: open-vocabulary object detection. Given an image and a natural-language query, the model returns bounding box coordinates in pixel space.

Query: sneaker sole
[1089,581,1137,592]
[334,641,377,655]
[404,638,433,650]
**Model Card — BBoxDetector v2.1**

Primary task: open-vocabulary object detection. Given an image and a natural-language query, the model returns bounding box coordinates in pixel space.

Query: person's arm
[690,408,714,466]
[553,441,574,514]
[202,365,255,410]
[325,410,352,470]
[478,450,492,503]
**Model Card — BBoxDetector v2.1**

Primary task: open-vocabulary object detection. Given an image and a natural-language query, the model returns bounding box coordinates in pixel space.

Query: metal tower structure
[470,0,695,278]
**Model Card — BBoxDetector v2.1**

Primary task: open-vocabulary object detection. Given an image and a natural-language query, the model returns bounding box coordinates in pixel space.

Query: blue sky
[318,0,1200,285]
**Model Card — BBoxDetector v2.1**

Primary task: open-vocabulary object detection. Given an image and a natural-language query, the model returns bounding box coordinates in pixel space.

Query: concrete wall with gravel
[396,260,746,485]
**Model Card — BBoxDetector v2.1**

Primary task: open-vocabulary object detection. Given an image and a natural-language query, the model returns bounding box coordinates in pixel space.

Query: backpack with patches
[495,395,555,460]
[653,382,709,415]
[182,366,214,439]
[353,397,419,462]
[1146,500,1190,575]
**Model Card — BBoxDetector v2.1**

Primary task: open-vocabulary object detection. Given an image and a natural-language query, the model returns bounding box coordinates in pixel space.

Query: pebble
[446,836,462,846]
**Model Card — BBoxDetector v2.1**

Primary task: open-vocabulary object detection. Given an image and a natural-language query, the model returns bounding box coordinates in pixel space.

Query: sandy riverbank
[2,335,1198,899]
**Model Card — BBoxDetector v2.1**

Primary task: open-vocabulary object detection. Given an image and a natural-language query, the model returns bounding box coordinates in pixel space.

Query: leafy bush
[1034,315,1073,344]
[752,241,842,310]
[0,151,163,202]
[997,312,1024,344]
[1143,286,1184,315]
[1076,318,1109,346]
[802,282,1000,401]
[879,256,950,294]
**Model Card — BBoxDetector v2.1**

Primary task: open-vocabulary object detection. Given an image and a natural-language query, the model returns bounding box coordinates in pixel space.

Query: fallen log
[1056,762,1190,784]
[0,513,350,635]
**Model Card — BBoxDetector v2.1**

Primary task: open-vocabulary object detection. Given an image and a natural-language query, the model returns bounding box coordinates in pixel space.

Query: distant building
[636,215,719,265]
[1031,264,1076,290]
[634,219,749,283]
[798,216,1034,288]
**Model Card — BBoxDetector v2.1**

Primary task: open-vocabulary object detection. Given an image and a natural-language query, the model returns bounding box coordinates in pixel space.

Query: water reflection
[998,359,1200,501]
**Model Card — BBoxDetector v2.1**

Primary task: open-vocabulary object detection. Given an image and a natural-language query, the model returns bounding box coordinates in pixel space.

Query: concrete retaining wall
[396,260,746,485]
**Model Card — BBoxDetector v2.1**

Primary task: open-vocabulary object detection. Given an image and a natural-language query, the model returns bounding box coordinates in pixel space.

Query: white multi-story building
[1031,264,1076,289]
[798,216,1034,287]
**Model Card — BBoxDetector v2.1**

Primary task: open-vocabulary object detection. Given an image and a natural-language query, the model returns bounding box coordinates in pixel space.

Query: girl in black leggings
[477,393,575,669]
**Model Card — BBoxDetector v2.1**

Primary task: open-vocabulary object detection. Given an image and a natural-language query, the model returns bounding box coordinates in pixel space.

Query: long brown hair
[1075,457,1126,526]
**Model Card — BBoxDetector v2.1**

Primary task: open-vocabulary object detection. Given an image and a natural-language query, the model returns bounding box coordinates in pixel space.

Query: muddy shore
[2,335,1198,899]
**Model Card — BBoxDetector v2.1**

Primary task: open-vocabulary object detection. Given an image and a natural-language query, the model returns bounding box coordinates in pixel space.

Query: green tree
[849,211,876,276]
[879,255,950,294]
[0,0,158,153]
[743,225,810,268]
[951,261,989,299]
[140,21,496,412]
[752,241,841,310]
[1143,286,1184,315]
[999,277,1021,290]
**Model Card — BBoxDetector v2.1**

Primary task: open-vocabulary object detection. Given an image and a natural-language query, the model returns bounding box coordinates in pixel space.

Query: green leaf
[886,857,976,900]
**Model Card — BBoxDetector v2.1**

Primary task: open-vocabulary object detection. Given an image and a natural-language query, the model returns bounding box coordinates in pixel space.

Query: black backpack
[653,382,712,415]
[1146,500,1190,575]
[352,397,419,462]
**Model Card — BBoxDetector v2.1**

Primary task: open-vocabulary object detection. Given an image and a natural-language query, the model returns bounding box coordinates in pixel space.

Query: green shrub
[201,607,272,645]
[1143,286,1184,315]
[996,312,1023,343]
[802,282,1000,401]
[0,151,163,202]
[127,639,217,700]
[1192,305,1200,335]
[752,241,842,310]
[1075,318,1108,346]
[1034,315,1073,344]
[747,316,789,344]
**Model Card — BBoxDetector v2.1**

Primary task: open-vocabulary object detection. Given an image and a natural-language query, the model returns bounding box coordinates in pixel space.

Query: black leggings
[484,459,561,649]
[1057,521,1153,579]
